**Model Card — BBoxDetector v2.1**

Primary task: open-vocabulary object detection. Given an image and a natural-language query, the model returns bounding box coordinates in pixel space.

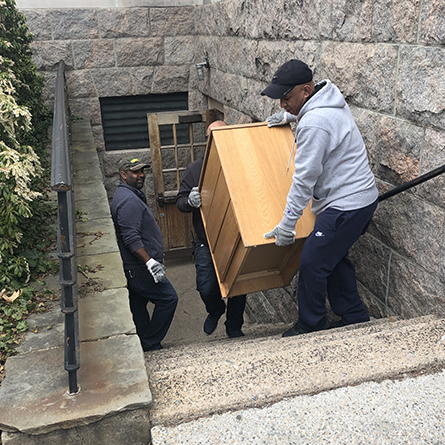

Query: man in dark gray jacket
[262,60,378,337]
[176,121,246,338]
[111,157,178,351]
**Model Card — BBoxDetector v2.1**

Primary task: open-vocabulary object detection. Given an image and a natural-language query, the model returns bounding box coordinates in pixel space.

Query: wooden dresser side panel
[213,202,241,283]
[200,142,221,223]
[220,238,248,298]
[204,172,231,249]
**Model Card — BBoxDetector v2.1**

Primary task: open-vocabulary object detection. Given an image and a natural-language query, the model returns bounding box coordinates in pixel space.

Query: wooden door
[148,109,219,256]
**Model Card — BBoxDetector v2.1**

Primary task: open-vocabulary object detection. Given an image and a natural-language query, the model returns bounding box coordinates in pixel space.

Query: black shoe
[282,324,308,337]
[226,329,245,338]
[282,320,338,338]
[204,314,221,335]
[143,344,163,352]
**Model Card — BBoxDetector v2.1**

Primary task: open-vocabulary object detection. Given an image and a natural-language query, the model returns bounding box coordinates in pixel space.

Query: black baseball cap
[261,60,313,99]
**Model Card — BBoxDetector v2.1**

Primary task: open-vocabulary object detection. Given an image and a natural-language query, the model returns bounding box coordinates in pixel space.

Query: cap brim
[129,163,151,170]
[261,82,293,99]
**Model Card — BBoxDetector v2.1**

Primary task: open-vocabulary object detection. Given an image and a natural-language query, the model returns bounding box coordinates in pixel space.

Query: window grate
[100,93,188,151]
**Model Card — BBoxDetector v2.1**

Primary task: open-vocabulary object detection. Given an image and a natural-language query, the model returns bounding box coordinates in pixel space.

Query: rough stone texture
[42,71,57,101]
[21,9,52,40]
[246,290,293,324]
[30,41,74,71]
[396,46,445,130]
[223,106,254,126]
[196,1,227,38]
[164,36,195,65]
[371,193,444,278]
[2,410,151,445]
[149,6,195,36]
[73,39,115,70]
[420,0,445,45]
[97,8,150,38]
[332,0,373,42]
[388,254,445,318]
[418,128,445,209]
[115,37,164,67]
[69,98,102,125]
[352,108,423,185]
[151,64,189,93]
[91,68,133,97]
[320,42,399,114]
[372,0,420,43]
[49,9,100,40]
[358,282,394,318]
[66,70,98,98]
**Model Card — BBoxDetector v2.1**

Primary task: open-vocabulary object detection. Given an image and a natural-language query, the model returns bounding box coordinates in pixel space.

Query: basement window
[100,93,188,151]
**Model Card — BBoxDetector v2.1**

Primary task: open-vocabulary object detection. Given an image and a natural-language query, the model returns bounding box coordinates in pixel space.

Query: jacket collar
[118,181,147,203]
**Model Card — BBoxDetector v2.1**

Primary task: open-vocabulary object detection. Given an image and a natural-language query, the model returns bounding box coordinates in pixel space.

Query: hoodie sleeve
[279,125,331,231]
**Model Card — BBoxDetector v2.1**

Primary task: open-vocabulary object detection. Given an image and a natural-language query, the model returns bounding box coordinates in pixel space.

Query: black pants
[194,243,246,331]
[125,265,178,350]
[296,200,378,331]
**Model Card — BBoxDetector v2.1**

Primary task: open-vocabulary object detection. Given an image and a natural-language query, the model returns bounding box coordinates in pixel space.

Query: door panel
[148,109,219,254]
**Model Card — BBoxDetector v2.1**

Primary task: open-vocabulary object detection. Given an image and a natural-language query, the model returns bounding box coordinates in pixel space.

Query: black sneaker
[204,314,221,335]
[143,344,163,352]
[226,329,245,338]
[282,324,308,337]
[282,320,339,338]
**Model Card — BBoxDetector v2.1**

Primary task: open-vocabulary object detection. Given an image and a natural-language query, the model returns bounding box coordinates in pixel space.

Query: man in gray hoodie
[261,60,378,337]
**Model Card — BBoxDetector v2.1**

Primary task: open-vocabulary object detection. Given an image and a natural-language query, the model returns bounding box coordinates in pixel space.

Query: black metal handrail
[378,164,445,202]
[50,60,80,394]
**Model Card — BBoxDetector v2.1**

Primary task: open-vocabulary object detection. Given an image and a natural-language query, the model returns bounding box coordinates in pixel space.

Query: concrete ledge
[146,315,445,426]
[79,288,136,340]
[0,335,151,435]
[17,287,134,353]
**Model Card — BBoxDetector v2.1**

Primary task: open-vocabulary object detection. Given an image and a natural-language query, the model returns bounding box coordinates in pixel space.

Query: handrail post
[51,60,80,394]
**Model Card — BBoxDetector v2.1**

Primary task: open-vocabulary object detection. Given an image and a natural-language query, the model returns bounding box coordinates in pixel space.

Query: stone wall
[22,0,445,322]
[189,0,445,321]
[23,7,198,201]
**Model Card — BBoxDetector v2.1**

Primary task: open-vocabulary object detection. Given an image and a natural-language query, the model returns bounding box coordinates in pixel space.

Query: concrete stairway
[146,315,445,428]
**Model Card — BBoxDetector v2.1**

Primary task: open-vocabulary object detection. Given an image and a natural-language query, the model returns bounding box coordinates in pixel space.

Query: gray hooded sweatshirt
[280,79,378,232]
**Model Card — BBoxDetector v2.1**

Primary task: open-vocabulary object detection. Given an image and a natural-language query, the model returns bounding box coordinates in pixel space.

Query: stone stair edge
[146,316,445,426]
[145,315,438,363]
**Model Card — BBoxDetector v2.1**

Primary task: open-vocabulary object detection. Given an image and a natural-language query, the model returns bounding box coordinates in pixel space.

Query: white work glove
[266,111,297,127]
[263,225,296,246]
[188,186,201,208]
[146,258,167,283]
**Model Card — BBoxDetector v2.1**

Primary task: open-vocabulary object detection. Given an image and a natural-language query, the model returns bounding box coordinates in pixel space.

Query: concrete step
[145,315,445,427]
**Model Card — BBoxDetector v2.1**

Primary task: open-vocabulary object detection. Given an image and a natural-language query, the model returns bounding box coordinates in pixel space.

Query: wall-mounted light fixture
[195,51,210,81]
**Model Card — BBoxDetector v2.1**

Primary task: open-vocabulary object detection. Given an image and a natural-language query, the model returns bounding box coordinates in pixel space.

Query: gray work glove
[266,110,298,127]
[263,225,296,246]
[146,258,167,283]
[188,186,201,208]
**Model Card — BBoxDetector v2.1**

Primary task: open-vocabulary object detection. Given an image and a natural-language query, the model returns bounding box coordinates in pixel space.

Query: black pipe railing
[50,60,80,395]
[378,164,445,202]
